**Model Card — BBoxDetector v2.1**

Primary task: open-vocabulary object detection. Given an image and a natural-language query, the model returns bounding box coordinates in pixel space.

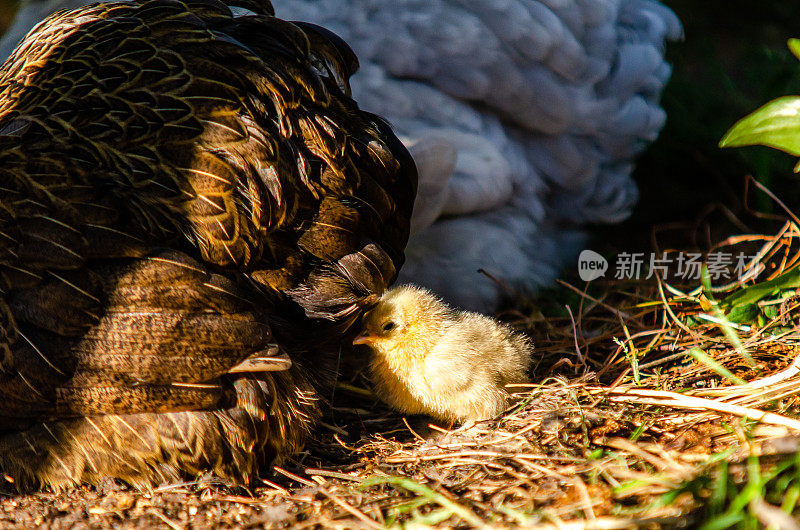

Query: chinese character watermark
[614,252,644,280]
[578,250,760,282]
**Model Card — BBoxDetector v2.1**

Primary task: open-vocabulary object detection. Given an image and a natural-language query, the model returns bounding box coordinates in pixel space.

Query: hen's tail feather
[0,363,318,491]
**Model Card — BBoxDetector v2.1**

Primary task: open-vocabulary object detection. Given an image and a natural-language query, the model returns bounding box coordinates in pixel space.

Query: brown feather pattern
[0,0,415,490]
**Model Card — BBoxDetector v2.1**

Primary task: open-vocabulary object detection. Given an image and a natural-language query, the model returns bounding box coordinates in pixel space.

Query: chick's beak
[353,333,376,346]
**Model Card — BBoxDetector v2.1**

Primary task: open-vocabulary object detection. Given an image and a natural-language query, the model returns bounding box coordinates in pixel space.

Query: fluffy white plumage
[274,0,682,311]
[0,0,682,312]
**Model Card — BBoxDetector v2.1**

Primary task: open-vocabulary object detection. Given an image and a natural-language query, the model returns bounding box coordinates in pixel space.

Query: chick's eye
[382,321,396,332]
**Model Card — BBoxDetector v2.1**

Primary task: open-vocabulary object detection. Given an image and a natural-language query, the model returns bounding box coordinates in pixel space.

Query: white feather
[405,134,457,234]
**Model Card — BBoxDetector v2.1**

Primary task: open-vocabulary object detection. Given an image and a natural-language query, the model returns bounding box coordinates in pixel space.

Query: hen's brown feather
[0,0,415,489]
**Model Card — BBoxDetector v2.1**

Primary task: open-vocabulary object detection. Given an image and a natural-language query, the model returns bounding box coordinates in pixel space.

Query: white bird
[0,0,683,312]
[274,0,683,312]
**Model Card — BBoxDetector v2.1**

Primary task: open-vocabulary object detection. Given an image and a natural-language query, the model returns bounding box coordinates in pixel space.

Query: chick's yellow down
[355,285,532,422]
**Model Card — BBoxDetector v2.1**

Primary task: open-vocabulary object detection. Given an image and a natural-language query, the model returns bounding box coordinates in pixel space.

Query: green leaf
[789,38,800,61]
[764,305,778,319]
[723,265,800,308]
[720,96,800,156]
[725,303,760,323]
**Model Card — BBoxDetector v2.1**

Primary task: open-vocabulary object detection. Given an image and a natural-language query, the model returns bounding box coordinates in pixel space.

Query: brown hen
[0,0,416,490]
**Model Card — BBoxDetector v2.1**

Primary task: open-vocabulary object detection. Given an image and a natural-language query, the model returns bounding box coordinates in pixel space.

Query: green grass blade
[720,96,800,156]
[362,475,487,528]
[687,348,747,385]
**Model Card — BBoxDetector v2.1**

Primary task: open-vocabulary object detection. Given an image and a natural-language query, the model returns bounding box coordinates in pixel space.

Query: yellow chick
[354,285,532,423]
